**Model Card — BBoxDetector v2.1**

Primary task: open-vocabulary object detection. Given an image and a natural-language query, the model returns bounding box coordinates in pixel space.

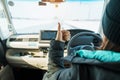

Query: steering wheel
[67,32,102,55]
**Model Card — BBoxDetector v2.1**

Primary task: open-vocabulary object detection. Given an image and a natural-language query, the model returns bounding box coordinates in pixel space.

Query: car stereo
[40,30,57,41]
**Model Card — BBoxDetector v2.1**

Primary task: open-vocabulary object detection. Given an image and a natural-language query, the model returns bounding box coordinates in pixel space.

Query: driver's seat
[78,61,120,80]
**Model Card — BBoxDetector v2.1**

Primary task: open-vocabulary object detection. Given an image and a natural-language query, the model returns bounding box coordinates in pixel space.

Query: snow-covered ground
[12,19,101,33]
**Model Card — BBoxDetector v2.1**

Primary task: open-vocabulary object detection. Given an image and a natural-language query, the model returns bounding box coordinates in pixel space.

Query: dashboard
[6,29,101,70]
[7,34,39,49]
[6,30,58,70]
[7,30,57,49]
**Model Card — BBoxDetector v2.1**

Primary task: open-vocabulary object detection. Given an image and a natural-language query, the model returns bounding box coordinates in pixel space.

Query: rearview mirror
[42,0,65,3]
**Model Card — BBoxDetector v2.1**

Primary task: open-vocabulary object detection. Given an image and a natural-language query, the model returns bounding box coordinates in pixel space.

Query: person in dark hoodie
[42,0,120,80]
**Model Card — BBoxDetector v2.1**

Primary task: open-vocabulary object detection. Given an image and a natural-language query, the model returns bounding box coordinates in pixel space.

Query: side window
[0,0,10,39]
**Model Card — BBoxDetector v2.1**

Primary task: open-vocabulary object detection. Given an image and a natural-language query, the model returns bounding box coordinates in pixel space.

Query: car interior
[0,0,110,80]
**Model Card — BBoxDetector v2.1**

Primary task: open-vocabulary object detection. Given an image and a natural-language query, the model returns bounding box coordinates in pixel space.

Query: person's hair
[99,36,120,52]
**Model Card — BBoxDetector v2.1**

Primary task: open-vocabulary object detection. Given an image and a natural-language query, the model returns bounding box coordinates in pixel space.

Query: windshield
[7,0,104,34]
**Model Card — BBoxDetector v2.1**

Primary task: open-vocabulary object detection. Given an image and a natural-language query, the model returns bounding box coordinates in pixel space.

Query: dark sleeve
[43,40,78,80]
[49,40,65,68]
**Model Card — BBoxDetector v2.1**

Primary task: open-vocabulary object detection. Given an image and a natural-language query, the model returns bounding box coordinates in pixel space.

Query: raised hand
[55,23,70,42]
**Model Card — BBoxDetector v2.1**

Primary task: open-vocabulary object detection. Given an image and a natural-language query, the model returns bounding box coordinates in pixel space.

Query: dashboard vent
[9,38,23,42]
[29,38,38,42]
[9,38,38,42]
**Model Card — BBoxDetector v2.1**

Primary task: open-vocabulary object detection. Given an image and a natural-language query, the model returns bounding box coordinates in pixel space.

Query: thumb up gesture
[55,23,70,42]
